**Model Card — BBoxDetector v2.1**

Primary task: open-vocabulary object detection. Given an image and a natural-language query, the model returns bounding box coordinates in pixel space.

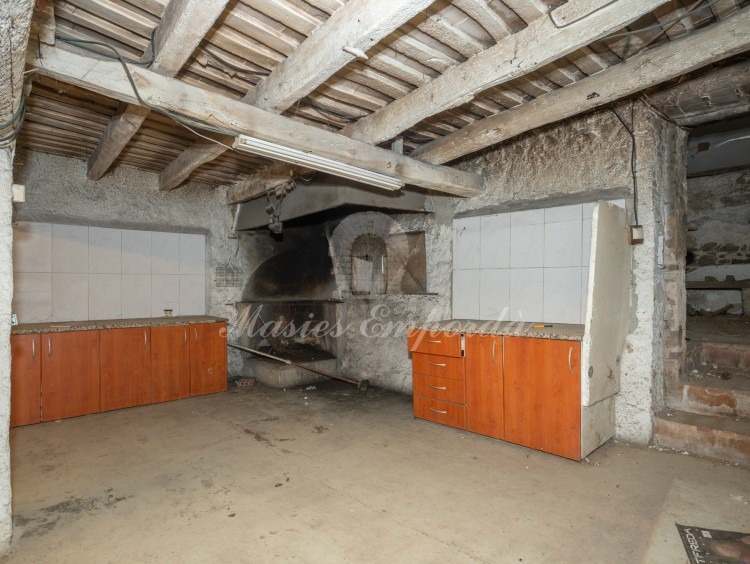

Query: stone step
[653,409,750,466]
[666,379,750,419]
[687,339,750,371]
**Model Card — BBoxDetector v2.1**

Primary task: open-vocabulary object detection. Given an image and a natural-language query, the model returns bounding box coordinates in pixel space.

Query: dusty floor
[3,382,750,563]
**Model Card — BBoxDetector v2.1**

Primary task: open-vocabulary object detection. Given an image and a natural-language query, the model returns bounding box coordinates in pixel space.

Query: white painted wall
[452,200,624,323]
[12,222,207,323]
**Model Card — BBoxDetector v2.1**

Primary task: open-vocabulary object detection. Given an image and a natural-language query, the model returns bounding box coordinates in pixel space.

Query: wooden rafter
[244,0,438,112]
[411,7,750,164]
[86,0,229,180]
[341,0,671,146]
[29,44,483,197]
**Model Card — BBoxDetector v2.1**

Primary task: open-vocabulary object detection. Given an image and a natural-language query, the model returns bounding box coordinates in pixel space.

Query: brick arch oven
[329,211,412,297]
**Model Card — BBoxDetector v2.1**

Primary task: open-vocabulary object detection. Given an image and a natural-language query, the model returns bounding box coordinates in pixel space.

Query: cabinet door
[41,331,100,421]
[465,334,504,439]
[190,323,227,396]
[503,337,581,460]
[101,327,152,411]
[10,335,41,427]
[152,325,190,403]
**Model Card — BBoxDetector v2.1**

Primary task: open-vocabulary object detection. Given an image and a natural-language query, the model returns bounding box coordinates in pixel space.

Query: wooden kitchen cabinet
[464,334,504,440]
[151,325,191,403]
[190,322,228,396]
[503,337,581,460]
[10,335,41,427]
[100,327,152,411]
[41,330,101,421]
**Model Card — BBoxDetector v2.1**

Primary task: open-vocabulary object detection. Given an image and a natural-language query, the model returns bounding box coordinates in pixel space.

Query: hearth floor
[5,382,750,563]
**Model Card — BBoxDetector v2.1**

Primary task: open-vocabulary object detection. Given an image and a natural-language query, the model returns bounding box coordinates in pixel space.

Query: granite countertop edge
[410,319,585,341]
[12,316,228,335]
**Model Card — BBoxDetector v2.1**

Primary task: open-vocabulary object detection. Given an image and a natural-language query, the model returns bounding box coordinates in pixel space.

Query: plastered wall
[336,103,687,444]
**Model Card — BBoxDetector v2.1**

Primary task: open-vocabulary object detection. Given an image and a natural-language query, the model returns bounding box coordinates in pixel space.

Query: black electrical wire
[0,96,26,147]
[202,46,270,77]
[610,102,639,226]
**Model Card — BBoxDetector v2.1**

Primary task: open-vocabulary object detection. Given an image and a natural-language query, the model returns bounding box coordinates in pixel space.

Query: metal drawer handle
[424,339,442,343]
[32,339,35,359]
[492,340,496,364]
[144,330,148,347]
[48,337,52,357]
[184,328,187,345]
[568,347,573,375]
[430,408,448,415]
[428,362,446,367]
[194,327,198,342]
[429,385,447,390]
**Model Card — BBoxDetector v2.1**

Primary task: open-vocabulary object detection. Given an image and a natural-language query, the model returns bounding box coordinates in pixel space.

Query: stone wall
[334,102,688,443]
[686,171,750,314]
[12,150,260,374]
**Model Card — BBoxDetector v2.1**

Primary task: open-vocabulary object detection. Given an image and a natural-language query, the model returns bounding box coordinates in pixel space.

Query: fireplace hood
[233,176,433,231]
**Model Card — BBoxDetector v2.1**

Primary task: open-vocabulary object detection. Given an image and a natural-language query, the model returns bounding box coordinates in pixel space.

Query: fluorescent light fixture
[233,135,404,191]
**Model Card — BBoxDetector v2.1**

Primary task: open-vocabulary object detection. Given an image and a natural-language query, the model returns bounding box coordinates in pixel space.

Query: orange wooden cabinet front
[10,335,41,427]
[151,325,191,403]
[464,334,504,440]
[189,322,228,396]
[503,337,581,460]
[41,331,101,421]
[101,327,152,411]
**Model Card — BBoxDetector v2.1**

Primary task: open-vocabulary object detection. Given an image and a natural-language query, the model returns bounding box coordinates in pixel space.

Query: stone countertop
[411,319,585,341]
[11,316,227,335]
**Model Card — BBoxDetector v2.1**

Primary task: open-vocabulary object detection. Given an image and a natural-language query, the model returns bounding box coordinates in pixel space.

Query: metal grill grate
[215,265,243,287]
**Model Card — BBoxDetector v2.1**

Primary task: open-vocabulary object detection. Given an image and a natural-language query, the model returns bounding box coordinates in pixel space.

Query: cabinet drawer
[414,396,466,430]
[408,330,462,357]
[412,353,465,381]
[413,373,465,404]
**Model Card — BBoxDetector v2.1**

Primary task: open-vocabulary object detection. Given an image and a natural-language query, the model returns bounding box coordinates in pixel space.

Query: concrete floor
[3,382,749,563]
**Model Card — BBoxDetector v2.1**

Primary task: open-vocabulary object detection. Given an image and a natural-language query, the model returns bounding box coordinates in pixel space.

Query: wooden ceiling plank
[389,28,462,73]
[342,0,670,146]
[304,0,346,16]
[243,0,438,112]
[86,0,229,180]
[68,0,158,36]
[222,5,300,55]
[412,7,750,164]
[453,0,512,41]
[415,9,490,58]
[501,0,549,24]
[240,0,321,35]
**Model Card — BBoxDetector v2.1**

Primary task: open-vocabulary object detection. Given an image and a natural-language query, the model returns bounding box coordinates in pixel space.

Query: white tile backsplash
[179,234,206,275]
[151,232,181,275]
[52,273,89,321]
[480,215,510,269]
[122,230,152,274]
[543,267,582,324]
[89,227,122,274]
[89,273,122,320]
[122,274,152,318]
[13,222,51,273]
[452,200,620,323]
[452,269,480,318]
[12,272,52,323]
[479,269,510,321]
[509,268,544,322]
[13,223,207,322]
[510,224,544,268]
[544,220,583,268]
[52,224,89,273]
[179,274,206,315]
[453,217,481,270]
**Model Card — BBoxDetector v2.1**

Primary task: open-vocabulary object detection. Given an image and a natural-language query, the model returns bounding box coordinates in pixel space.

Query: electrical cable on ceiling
[609,102,639,226]
[0,96,26,147]
[201,46,270,77]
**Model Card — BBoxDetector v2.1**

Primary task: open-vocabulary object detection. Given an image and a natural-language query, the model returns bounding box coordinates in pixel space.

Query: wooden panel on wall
[464,333,504,440]
[190,322,228,396]
[151,324,190,402]
[100,327,152,411]
[41,330,101,421]
[10,334,41,427]
[504,336,581,460]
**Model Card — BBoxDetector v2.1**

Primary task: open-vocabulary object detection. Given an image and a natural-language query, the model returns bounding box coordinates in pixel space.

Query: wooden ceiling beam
[243,0,438,113]
[85,0,229,180]
[411,8,750,164]
[341,0,671,146]
[159,136,235,192]
[28,44,484,197]
[648,59,750,127]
